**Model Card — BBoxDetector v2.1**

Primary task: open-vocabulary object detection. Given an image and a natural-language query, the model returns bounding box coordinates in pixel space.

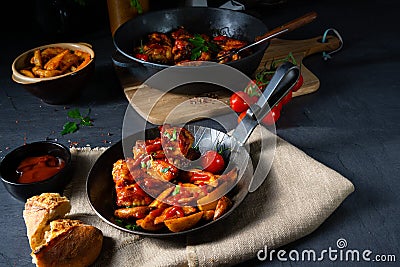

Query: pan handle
[231,61,300,146]
[255,12,318,42]
[252,61,300,120]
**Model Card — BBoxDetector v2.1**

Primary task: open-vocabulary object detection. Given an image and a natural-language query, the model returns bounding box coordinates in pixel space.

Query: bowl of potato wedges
[11,42,95,105]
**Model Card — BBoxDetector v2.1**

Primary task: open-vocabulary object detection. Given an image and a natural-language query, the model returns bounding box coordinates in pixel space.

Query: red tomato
[201,150,225,174]
[135,53,149,61]
[213,35,228,41]
[230,91,252,113]
[237,110,247,124]
[165,206,185,219]
[250,95,259,105]
[261,104,282,126]
[280,90,292,105]
[292,74,303,92]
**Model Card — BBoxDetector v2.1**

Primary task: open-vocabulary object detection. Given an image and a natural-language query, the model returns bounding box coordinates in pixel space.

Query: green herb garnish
[188,34,219,60]
[161,167,170,173]
[61,108,93,135]
[146,159,152,169]
[140,161,147,169]
[255,52,299,87]
[171,128,177,141]
[130,0,143,14]
[115,218,141,231]
[164,132,172,139]
[172,185,181,196]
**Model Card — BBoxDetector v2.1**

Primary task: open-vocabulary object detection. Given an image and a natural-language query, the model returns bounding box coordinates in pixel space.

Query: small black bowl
[0,141,72,202]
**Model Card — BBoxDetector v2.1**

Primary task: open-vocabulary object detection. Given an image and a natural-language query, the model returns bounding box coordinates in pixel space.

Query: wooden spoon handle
[255,11,318,41]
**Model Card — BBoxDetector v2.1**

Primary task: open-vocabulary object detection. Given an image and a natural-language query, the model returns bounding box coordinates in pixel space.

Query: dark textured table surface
[0,0,399,266]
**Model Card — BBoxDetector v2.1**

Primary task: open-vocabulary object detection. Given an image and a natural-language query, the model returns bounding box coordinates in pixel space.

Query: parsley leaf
[61,121,78,135]
[161,167,170,173]
[61,108,93,135]
[188,34,219,60]
[115,218,141,231]
[67,109,81,119]
[172,185,181,196]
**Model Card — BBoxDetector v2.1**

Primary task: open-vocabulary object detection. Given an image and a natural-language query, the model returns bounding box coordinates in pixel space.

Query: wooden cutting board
[116,35,340,125]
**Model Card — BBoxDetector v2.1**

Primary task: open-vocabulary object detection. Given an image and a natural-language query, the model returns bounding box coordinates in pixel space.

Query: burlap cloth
[64,125,354,267]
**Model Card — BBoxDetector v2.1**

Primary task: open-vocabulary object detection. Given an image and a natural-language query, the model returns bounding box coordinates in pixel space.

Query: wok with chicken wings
[133,26,251,65]
[113,7,269,76]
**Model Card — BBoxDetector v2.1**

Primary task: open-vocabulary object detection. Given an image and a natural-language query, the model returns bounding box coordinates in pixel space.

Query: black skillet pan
[112,7,269,77]
[112,7,316,79]
[87,62,300,237]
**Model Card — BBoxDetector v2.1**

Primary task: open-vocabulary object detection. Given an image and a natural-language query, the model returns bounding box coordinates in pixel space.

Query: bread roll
[23,193,103,267]
[32,219,103,267]
[23,193,71,250]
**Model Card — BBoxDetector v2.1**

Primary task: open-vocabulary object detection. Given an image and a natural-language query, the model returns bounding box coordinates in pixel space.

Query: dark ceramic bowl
[11,43,95,105]
[0,141,72,202]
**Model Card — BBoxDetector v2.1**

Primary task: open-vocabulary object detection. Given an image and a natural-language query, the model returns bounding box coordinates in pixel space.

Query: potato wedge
[197,181,229,211]
[202,210,215,221]
[137,214,164,231]
[164,211,203,232]
[114,206,149,219]
[214,196,232,220]
[148,186,174,208]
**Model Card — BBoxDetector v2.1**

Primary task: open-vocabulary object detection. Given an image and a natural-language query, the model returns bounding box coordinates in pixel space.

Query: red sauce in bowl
[16,155,65,183]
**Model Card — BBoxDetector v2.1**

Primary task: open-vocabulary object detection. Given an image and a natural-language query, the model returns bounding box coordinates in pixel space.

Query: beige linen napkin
[64,125,354,267]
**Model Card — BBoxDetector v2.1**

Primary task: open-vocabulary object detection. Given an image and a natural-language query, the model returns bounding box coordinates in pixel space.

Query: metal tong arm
[216,12,317,62]
[250,61,300,120]
[231,62,300,146]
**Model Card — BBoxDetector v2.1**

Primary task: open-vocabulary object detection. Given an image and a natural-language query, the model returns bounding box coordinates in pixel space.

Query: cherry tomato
[261,104,282,126]
[237,110,247,124]
[250,95,259,105]
[213,35,228,41]
[190,171,212,182]
[165,206,185,219]
[201,150,225,174]
[280,90,292,105]
[135,53,149,61]
[230,91,252,113]
[292,74,303,92]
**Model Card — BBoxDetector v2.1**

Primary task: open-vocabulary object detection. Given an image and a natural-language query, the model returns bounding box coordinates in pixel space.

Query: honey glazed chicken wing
[143,43,173,64]
[171,26,194,40]
[160,125,195,162]
[148,32,172,46]
[145,159,179,182]
[112,159,153,207]
[172,39,193,63]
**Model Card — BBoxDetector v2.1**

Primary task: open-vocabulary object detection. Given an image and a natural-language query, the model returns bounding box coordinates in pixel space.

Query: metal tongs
[216,11,318,62]
[232,61,300,147]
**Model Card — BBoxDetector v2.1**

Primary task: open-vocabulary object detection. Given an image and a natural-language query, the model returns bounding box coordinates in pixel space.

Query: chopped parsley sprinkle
[161,167,170,173]
[172,185,181,196]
